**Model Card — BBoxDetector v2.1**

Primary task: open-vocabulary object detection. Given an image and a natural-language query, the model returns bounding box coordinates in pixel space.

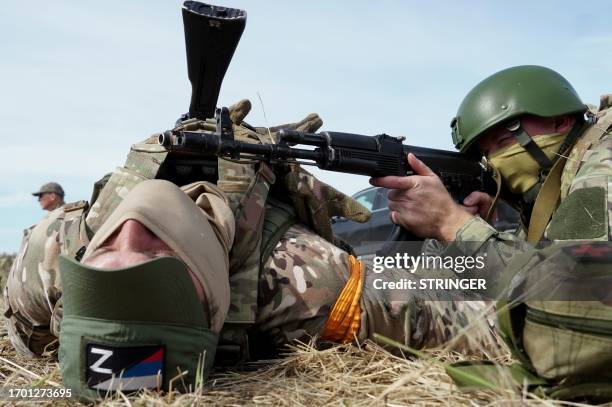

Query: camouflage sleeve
[358,253,501,357]
[254,225,500,357]
[453,216,531,285]
[254,223,349,347]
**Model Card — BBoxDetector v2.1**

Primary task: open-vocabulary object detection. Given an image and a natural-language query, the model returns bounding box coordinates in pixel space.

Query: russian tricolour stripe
[92,349,164,391]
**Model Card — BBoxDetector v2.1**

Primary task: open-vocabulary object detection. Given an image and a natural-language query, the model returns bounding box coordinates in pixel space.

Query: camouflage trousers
[254,224,499,356]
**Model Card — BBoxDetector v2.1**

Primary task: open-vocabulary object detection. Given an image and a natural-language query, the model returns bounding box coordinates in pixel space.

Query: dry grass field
[0,254,603,406]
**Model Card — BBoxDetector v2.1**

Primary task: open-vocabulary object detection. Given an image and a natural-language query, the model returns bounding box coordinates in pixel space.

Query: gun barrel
[162,130,324,162]
[158,131,173,148]
[278,129,325,146]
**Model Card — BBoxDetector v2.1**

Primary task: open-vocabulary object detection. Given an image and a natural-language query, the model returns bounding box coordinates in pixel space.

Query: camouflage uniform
[253,223,498,355]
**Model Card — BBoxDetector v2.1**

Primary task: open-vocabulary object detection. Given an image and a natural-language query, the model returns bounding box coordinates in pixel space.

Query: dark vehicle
[332,187,520,255]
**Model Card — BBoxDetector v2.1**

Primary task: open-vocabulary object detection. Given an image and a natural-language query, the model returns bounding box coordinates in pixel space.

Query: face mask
[489,132,566,195]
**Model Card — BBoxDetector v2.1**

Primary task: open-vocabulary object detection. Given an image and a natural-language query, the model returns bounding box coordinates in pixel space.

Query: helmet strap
[508,118,585,225]
[484,164,502,223]
[554,118,586,160]
[507,119,584,184]
[506,121,554,171]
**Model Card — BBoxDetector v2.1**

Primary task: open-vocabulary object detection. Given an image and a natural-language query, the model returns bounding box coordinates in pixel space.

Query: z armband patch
[85,343,165,391]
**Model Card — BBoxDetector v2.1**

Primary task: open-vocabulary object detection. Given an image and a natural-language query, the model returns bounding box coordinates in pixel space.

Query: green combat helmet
[451,65,586,169]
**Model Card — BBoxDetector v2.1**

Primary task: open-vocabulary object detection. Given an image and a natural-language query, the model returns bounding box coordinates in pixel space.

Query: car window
[373,188,389,210]
[353,189,377,211]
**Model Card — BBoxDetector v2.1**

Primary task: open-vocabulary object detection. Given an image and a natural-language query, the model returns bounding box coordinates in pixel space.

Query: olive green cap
[451,65,586,153]
[32,182,65,197]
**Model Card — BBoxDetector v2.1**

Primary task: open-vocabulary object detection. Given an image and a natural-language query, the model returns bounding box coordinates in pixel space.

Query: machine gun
[160,107,495,199]
[164,1,495,245]
[159,108,497,244]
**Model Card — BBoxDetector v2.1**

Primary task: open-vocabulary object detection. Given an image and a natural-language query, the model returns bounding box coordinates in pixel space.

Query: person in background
[32,182,65,212]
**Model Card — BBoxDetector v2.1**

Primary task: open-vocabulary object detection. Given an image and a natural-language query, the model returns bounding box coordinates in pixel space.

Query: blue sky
[1,0,611,252]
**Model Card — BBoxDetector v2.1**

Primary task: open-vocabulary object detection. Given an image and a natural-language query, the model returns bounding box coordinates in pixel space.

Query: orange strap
[321,255,364,343]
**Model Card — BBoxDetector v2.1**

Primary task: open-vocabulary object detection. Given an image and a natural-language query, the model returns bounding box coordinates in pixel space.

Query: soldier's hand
[462,191,494,219]
[369,153,473,241]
